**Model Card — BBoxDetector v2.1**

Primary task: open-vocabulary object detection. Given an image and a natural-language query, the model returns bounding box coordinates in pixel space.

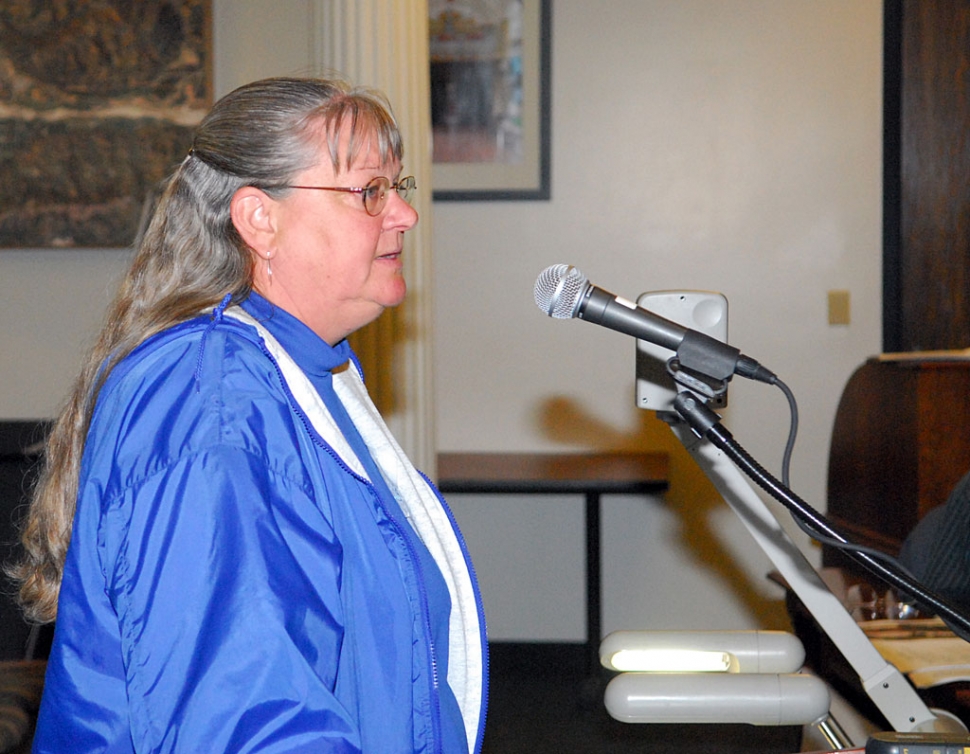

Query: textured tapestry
[0,0,211,248]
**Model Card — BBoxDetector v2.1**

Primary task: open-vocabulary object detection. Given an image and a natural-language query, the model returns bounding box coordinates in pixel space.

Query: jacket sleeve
[98,443,361,753]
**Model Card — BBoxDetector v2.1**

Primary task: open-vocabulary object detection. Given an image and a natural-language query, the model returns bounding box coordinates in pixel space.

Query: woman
[13,77,487,753]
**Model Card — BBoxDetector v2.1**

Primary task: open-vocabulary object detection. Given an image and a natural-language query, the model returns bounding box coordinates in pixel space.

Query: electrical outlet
[828,290,850,326]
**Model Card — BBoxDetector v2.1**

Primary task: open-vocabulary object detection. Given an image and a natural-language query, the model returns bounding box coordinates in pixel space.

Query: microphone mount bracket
[666,359,729,405]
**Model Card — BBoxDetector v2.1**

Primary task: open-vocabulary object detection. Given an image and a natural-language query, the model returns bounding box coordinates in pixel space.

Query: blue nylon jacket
[32,300,488,753]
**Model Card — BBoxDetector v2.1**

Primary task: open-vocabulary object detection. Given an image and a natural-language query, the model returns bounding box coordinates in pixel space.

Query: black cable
[671,361,961,632]
[765,379,923,583]
[788,506,922,580]
[774,377,798,489]
[700,416,970,643]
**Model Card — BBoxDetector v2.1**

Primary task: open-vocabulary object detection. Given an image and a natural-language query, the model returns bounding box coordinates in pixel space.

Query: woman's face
[255,122,418,345]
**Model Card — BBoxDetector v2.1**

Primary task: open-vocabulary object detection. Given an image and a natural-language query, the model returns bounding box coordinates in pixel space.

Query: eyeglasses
[281,175,416,216]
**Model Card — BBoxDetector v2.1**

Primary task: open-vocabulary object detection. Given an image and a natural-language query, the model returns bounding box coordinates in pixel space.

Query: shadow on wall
[535,394,791,631]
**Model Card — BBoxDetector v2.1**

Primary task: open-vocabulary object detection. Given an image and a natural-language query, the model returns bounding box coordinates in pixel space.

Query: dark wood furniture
[824,355,970,568]
[883,0,970,352]
[0,421,50,754]
[0,422,50,662]
[436,451,669,675]
[0,661,45,754]
[787,356,970,728]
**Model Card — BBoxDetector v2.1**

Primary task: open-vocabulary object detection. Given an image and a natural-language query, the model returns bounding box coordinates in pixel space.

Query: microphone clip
[666,358,730,405]
[672,390,726,439]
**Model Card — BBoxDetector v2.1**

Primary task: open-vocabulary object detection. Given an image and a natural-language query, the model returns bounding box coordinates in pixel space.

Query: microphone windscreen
[534,264,588,318]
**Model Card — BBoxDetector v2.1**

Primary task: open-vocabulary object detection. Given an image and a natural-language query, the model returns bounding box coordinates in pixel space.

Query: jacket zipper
[421,471,490,754]
[262,347,445,753]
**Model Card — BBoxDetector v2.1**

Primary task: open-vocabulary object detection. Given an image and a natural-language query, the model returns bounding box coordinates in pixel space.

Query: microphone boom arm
[534,266,968,738]
[665,391,967,737]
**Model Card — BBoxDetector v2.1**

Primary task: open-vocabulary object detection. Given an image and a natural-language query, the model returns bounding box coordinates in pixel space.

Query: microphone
[533,264,775,384]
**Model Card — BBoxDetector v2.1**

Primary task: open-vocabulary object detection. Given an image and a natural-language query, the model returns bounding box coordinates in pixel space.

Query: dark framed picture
[0,1,212,248]
[429,0,551,201]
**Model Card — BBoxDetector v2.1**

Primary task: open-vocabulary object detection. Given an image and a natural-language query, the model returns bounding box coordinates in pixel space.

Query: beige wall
[433,0,883,639]
[0,0,883,641]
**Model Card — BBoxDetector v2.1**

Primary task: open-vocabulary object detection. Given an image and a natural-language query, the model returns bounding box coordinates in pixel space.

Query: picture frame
[0,1,211,249]
[429,0,551,201]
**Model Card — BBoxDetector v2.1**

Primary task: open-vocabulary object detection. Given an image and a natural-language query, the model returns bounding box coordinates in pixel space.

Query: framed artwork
[429,0,551,201]
[0,0,212,248]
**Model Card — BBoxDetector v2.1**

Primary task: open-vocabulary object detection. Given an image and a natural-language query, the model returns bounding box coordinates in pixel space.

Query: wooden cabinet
[824,357,970,564]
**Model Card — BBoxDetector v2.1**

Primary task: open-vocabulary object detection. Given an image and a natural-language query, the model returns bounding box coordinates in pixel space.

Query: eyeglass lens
[363,176,416,215]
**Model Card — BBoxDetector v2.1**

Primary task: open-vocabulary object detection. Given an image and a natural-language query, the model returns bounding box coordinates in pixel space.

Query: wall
[434,0,884,640]
[0,0,884,641]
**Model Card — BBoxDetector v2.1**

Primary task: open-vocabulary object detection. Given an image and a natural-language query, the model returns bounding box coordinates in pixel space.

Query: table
[436,451,669,674]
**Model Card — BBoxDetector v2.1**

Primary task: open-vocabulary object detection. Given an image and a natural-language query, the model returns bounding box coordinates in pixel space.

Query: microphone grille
[534,264,588,318]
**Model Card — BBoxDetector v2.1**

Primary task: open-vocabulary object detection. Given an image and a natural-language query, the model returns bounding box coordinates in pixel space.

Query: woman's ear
[230,186,277,255]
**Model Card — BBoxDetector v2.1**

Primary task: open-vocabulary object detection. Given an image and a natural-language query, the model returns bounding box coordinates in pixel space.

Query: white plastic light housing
[604,672,830,726]
[600,630,806,674]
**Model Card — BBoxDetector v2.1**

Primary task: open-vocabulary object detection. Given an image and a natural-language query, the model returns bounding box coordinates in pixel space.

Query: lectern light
[600,630,806,674]
[608,648,733,673]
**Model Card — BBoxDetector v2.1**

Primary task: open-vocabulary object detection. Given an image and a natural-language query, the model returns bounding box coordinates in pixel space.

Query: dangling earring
[265,254,273,281]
